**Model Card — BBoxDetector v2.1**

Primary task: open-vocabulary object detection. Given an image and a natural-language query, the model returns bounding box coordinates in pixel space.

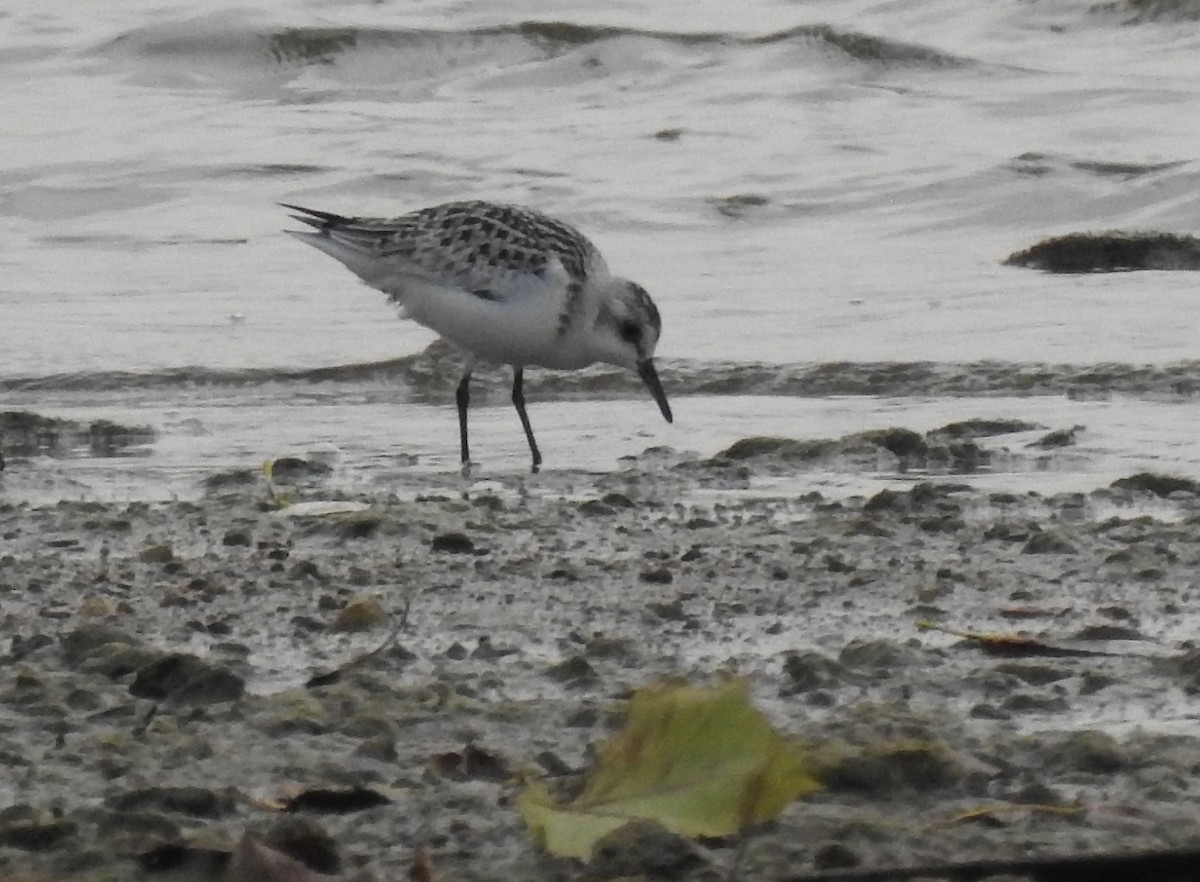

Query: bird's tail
[280,202,396,261]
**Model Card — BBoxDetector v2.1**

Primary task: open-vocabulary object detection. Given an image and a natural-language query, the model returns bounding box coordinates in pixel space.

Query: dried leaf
[917,620,1117,658]
[938,802,1084,827]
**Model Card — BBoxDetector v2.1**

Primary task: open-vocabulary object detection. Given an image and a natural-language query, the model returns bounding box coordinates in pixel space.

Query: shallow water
[5,0,1200,498]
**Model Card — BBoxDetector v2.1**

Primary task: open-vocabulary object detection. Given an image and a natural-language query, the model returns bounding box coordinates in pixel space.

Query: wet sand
[3,445,1200,881]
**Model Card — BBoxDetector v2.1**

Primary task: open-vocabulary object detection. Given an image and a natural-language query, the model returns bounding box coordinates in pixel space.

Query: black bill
[637,359,673,424]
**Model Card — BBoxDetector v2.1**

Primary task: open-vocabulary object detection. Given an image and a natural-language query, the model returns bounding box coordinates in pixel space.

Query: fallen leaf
[518,679,819,859]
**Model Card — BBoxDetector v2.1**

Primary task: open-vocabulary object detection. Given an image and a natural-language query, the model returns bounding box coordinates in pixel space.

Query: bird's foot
[458,460,474,500]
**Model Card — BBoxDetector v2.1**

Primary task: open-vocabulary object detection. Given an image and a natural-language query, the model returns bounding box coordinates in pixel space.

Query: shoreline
[3,462,1200,879]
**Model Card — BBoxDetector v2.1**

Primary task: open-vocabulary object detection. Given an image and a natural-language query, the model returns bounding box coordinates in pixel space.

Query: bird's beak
[637,359,673,423]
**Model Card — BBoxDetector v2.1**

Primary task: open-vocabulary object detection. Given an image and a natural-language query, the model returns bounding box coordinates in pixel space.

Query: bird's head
[594,279,672,423]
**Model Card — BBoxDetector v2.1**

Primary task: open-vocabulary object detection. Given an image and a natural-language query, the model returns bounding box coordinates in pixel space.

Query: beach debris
[919,621,1118,658]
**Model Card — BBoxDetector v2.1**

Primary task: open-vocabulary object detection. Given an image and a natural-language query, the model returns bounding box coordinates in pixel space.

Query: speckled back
[363,201,604,290]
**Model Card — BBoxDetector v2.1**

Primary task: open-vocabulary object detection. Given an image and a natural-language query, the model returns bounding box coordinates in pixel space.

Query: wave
[5,341,1200,402]
[93,16,969,88]
[1091,0,1200,24]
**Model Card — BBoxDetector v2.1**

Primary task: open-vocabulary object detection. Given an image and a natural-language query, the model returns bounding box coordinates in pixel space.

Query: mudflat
[2,454,1200,881]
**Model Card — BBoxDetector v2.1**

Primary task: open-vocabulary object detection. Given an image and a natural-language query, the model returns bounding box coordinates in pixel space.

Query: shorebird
[282,200,672,473]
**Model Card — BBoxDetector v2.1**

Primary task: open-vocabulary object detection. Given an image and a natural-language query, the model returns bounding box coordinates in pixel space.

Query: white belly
[394,278,594,369]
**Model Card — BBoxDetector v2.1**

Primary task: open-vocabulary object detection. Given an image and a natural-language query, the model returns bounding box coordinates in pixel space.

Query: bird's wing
[283,201,602,302]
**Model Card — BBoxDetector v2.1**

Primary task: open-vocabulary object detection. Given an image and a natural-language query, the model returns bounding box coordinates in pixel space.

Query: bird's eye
[618,321,642,343]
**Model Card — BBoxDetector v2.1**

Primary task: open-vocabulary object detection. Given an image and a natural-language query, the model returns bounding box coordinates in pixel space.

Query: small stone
[79,595,116,617]
[254,815,341,875]
[824,553,855,573]
[130,653,245,705]
[339,516,381,541]
[639,567,673,585]
[1111,472,1200,497]
[431,532,475,553]
[578,499,616,517]
[816,742,962,794]
[1050,730,1126,774]
[108,786,236,818]
[203,468,259,491]
[471,636,517,660]
[259,693,329,737]
[354,737,398,763]
[426,745,509,782]
[969,703,1010,720]
[94,810,183,854]
[589,819,705,878]
[781,651,846,693]
[222,529,252,547]
[331,596,388,632]
[1075,623,1145,641]
[0,806,78,851]
[1035,426,1081,448]
[78,642,162,678]
[545,655,599,686]
[839,639,917,672]
[1022,532,1077,554]
[292,615,326,633]
[60,623,140,668]
[269,456,332,482]
[288,560,323,581]
[1001,692,1070,714]
[993,663,1072,686]
[863,488,905,512]
[813,842,861,870]
[472,494,504,512]
[139,543,175,564]
[646,598,686,620]
[1079,672,1117,695]
[583,635,638,663]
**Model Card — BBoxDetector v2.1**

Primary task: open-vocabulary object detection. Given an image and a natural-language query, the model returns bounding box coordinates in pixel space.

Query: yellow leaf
[518,679,819,859]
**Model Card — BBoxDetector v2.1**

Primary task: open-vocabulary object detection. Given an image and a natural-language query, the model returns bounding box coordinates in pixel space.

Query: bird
[281,200,673,474]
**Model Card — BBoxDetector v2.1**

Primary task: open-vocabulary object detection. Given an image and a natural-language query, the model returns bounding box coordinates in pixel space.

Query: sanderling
[282,200,672,473]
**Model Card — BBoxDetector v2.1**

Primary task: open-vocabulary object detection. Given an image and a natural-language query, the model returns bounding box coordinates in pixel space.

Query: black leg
[512,367,541,473]
[456,372,471,470]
